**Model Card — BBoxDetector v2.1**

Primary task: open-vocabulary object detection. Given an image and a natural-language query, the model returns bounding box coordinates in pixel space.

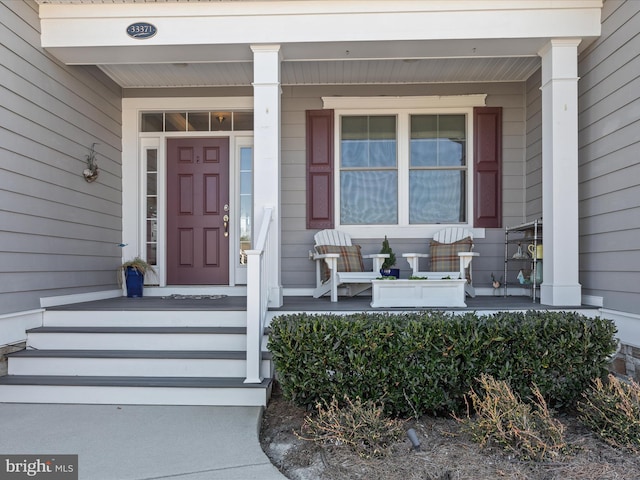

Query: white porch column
[538,39,582,306]
[251,44,283,307]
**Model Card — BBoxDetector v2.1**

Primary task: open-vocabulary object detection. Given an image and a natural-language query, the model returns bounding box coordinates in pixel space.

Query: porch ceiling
[99,56,542,88]
[36,0,600,89]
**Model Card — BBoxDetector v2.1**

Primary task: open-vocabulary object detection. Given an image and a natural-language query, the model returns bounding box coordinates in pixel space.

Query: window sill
[335,225,486,239]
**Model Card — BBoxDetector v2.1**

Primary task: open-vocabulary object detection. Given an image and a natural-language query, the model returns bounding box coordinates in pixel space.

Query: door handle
[223,214,229,237]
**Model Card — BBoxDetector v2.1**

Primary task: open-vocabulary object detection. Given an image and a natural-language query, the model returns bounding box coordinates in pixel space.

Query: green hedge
[268,311,617,416]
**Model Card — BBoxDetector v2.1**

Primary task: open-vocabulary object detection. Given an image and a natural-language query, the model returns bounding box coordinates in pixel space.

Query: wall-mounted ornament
[83,143,99,183]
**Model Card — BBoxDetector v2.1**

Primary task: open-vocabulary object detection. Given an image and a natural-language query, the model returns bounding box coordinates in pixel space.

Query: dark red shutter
[473,107,502,228]
[306,109,334,229]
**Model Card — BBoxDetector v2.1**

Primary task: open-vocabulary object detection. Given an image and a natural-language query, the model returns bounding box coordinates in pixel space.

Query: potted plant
[379,236,400,278]
[119,257,155,298]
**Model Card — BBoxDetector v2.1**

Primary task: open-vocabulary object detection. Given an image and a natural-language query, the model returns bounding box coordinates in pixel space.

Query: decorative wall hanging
[83,143,99,182]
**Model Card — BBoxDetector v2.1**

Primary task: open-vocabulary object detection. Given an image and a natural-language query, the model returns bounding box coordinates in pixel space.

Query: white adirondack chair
[402,227,479,297]
[312,229,389,302]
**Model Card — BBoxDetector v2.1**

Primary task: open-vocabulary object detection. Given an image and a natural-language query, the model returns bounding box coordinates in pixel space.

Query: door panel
[167,138,230,284]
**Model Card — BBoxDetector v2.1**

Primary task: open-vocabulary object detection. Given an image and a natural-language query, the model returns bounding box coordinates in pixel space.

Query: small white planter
[371,279,467,308]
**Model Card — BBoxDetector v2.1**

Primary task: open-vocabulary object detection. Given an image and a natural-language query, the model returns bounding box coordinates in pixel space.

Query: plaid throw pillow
[316,245,365,282]
[429,237,473,278]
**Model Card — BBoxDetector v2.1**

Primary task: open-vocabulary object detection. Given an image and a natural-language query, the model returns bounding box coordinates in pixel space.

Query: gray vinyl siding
[0,1,123,314]
[525,69,543,221]
[280,83,528,290]
[577,0,640,314]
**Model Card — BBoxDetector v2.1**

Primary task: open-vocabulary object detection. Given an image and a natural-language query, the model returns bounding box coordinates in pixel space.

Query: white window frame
[324,95,487,239]
[234,136,254,284]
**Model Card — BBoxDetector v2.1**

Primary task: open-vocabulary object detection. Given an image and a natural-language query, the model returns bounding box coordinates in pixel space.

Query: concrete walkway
[0,403,286,480]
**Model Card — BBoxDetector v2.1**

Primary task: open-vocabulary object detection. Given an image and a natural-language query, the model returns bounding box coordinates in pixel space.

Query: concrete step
[43,309,247,328]
[8,350,273,378]
[0,375,272,406]
[26,326,269,351]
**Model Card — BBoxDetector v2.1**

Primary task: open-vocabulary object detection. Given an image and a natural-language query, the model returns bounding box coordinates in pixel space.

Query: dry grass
[578,374,640,453]
[296,395,405,458]
[260,382,640,480]
[457,374,568,461]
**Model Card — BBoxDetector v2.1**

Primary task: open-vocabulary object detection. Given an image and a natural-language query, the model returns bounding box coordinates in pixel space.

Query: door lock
[223,214,229,237]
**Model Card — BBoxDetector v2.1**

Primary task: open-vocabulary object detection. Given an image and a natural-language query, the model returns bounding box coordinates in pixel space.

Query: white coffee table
[370,278,467,308]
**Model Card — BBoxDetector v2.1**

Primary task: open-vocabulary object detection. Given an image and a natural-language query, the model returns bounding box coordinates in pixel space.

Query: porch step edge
[10,350,272,360]
[0,375,271,388]
[28,326,258,334]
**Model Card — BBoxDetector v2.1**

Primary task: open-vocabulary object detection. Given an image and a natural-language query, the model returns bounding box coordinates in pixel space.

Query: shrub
[578,374,640,453]
[268,311,617,416]
[458,374,568,461]
[297,395,405,458]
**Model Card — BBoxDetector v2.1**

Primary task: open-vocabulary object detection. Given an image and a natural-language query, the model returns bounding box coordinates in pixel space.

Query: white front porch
[0,291,602,406]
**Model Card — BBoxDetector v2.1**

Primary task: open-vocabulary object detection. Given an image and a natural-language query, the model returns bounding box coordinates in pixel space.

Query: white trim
[39,2,602,67]
[329,97,485,239]
[0,310,44,347]
[601,308,640,350]
[582,294,604,308]
[140,138,163,284]
[323,95,487,110]
[122,97,254,287]
[40,290,122,308]
[39,2,604,19]
[234,137,254,285]
[122,97,253,111]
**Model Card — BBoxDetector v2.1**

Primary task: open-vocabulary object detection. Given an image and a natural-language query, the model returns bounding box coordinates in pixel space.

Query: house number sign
[126,22,157,39]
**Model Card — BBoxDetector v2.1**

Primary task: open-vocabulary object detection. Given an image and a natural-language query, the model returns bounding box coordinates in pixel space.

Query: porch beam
[39,2,602,65]
[251,45,283,307]
[538,39,582,306]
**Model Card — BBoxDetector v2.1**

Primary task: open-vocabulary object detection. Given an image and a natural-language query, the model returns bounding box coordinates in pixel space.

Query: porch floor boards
[46,295,596,313]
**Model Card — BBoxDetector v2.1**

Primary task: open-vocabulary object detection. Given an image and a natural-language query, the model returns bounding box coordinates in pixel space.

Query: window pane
[141,113,163,132]
[240,172,252,195]
[165,112,187,131]
[411,115,438,139]
[410,139,438,167]
[187,112,209,131]
[146,244,157,265]
[240,152,252,171]
[409,170,466,223]
[146,173,157,195]
[439,115,466,140]
[146,219,158,242]
[341,116,368,140]
[211,112,232,131]
[233,112,254,131]
[340,171,397,224]
[369,116,396,139]
[411,115,465,167]
[239,146,253,264]
[341,116,396,168]
[146,149,157,172]
[146,197,157,218]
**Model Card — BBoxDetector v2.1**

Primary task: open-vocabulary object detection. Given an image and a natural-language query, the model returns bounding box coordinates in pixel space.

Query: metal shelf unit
[504,219,542,302]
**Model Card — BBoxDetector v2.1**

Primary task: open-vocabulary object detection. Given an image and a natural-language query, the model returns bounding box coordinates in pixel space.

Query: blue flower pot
[125,267,144,297]
[380,268,400,279]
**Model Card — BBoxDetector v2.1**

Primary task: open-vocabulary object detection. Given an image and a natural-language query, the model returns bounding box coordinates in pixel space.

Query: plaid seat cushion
[316,245,365,282]
[429,237,473,277]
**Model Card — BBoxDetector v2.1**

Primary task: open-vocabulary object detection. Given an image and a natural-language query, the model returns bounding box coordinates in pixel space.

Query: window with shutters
[307,97,499,237]
[337,110,471,232]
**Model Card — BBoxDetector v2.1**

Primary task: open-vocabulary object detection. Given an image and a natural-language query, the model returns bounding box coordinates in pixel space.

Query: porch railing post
[244,206,273,384]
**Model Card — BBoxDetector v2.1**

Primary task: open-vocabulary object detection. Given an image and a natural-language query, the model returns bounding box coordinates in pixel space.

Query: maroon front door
[166,138,230,285]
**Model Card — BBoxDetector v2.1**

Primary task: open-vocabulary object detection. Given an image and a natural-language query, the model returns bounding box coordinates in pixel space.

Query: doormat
[161,294,228,300]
